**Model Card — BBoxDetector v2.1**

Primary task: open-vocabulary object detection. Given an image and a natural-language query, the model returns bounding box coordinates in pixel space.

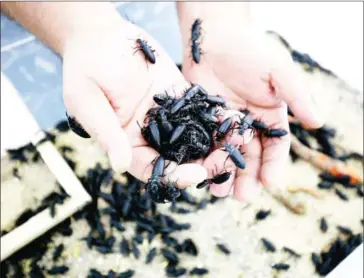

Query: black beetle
[320,217,328,233]
[170,98,186,114]
[147,118,161,148]
[196,172,232,189]
[216,243,231,255]
[192,41,202,64]
[215,117,233,141]
[66,112,91,138]
[157,109,174,134]
[272,263,290,271]
[169,124,186,144]
[134,38,156,64]
[252,119,268,131]
[236,114,254,135]
[261,238,276,252]
[221,143,246,169]
[191,18,202,42]
[204,95,226,105]
[264,128,288,138]
[184,84,201,100]
[146,156,165,202]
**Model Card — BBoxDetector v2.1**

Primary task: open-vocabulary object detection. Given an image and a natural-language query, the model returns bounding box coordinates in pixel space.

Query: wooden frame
[0,74,91,261]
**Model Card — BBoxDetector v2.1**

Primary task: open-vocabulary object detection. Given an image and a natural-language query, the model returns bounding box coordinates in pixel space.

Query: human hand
[177,3,324,201]
[62,10,210,185]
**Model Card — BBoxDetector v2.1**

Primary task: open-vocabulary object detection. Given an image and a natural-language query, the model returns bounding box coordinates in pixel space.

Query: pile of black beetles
[138,83,288,203]
[67,83,288,205]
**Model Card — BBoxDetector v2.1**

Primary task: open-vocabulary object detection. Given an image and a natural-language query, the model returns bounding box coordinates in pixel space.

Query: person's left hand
[177,6,324,202]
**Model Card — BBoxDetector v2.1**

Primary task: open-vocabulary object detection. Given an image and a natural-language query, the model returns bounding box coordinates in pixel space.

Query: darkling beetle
[191,18,203,42]
[157,108,174,135]
[134,38,156,64]
[191,41,203,64]
[221,143,246,169]
[169,124,186,144]
[264,128,288,138]
[66,112,91,139]
[215,117,233,142]
[196,171,232,189]
[146,156,181,203]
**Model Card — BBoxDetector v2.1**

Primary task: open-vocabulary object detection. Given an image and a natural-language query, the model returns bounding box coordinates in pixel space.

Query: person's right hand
[62,15,205,184]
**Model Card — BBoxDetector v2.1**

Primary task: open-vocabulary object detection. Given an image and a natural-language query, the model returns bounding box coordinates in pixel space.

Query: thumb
[271,63,325,128]
[63,74,132,173]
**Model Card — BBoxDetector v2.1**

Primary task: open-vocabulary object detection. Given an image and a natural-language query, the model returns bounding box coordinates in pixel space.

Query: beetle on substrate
[337,225,353,236]
[317,181,334,190]
[120,237,130,256]
[66,112,91,138]
[134,38,156,64]
[52,244,64,261]
[196,172,232,189]
[221,143,246,169]
[145,247,157,264]
[320,217,328,233]
[47,266,69,275]
[261,238,276,252]
[335,188,349,201]
[255,209,271,221]
[272,263,290,271]
[215,117,233,141]
[282,246,301,258]
[161,248,180,265]
[190,267,209,276]
[216,243,231,255]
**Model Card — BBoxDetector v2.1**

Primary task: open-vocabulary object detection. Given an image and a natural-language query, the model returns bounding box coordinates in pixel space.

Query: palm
[63,21,191,182]
[181,30,293,201]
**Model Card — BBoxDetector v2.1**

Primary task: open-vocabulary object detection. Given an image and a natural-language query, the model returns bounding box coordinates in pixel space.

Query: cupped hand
[62,16,209,185]
[179,21,324,201]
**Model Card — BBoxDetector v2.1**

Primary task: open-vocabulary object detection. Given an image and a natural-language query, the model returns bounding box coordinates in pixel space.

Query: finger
[215,109,254,145]
[271,63,324,128]
[233,137,262,203]
[165,163,208,189]
[260,108,291,187]
[63,74,132,173]
[129,146,207,188]
[203,149,236,197]
[128,146,175,182]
